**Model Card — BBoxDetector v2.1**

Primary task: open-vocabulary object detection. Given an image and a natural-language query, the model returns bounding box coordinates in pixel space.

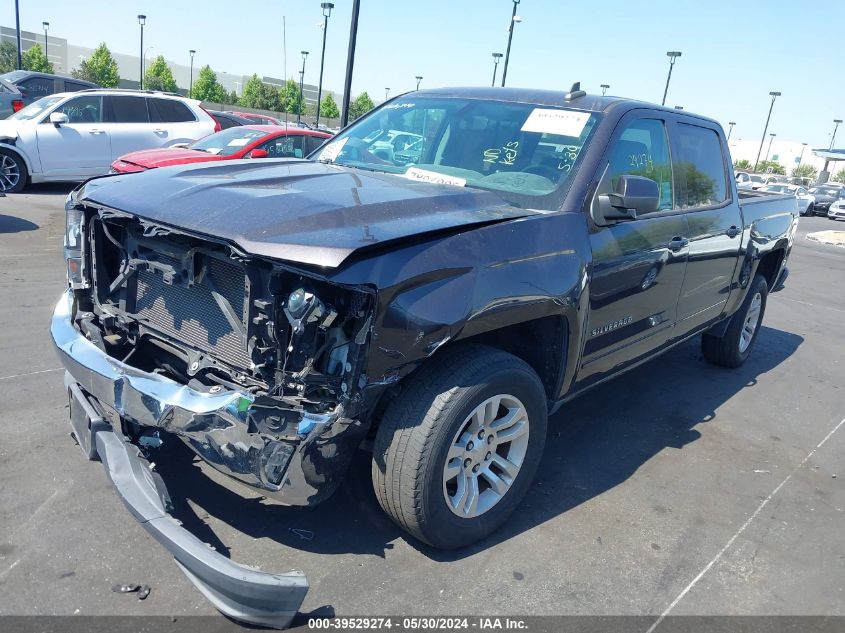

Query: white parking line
[646,414,845,633]
[0,367,62,381]
[779,297,845,315]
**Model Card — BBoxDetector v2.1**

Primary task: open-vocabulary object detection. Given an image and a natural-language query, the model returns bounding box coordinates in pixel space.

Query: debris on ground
[112,583,151,600]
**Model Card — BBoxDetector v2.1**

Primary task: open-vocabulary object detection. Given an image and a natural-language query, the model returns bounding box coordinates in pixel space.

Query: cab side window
[56,96,103,123]
[673,123,728,209]
[599,118,674,212]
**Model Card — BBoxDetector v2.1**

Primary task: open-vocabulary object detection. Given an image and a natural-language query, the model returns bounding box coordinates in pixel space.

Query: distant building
[0,26,339,111]
[727,137,827,174]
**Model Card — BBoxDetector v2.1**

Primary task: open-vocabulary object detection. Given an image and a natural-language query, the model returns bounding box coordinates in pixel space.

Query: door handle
[88,129,104,135]
[668,237,689,252]
[726,225,740,238]
[154,128,167,134]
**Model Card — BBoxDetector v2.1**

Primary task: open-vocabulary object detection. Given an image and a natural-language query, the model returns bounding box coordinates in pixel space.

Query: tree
[22,43,53,73]
[280,78,302,114]
[226,90,238,105]
[144,55,178,92]
[833,169,845,184]
[348,91,374,121]
[320,94,339,119]
[756,160,785,175]
[0,41,17,74]
[260,83,282,111]
[239,74,265,108]
[733,159,752,170]
[190,65,227,102]
[71,43,119,88]
[792,164,818,180]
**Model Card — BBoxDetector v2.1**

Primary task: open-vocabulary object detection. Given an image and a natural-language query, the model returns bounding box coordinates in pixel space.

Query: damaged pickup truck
[52,86,798,627]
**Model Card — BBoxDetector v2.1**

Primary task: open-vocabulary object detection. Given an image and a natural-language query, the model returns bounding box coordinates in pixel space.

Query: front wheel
[804,204,814,217]
[372,344,547,549]
[0,149,27,193]
[701,273,768,368]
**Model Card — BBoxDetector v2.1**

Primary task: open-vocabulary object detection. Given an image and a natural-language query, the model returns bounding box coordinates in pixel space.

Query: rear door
[104,95,161,160]
[670,120,742,333]
[36,95,110,178]
[579,114,690,385]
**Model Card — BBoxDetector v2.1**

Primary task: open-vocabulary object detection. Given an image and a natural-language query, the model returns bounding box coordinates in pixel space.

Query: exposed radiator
[132,254,251,369]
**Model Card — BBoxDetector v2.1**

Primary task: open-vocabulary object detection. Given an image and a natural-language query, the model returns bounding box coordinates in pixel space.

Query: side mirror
[248,148,269,159]
[50,112,69,126]
[594,175,660,224]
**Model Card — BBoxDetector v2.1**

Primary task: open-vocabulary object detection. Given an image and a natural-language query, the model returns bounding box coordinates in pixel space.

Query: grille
[132,254,250,369]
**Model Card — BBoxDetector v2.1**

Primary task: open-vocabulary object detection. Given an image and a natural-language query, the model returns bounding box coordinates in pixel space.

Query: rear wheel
[804,203,814,217]
[702,274,768,368]
[0,149,26,193]
[371,344,547,549]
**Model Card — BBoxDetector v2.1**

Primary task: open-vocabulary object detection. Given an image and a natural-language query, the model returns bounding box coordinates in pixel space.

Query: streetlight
[727,121,736,141]
[42,22,49,60]
[501,0,521,87]
[415,75,422,90]
[298,50,308,125]
[315,2,334,128]
[384,87,390,101]
[137,15,146,89]
[795,142,808,175]
[600,84,609,96]
[753,91,781,172]
[765,133,776,162]
[188,50,196,97]
[830,119,843,150]
[661,51,681,106]
[491,53,503,87]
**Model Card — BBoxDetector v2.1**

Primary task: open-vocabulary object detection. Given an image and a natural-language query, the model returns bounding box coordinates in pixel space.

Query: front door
[36,95,110,178]
[579,116,689,385]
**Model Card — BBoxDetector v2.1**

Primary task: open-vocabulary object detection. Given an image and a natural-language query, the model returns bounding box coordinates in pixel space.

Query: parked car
[0,70,98,119]
[808,185,845,215]
[735,171,773,190]
[110,125,332,173]
[207,110,253,130]
[0,89,218,192]
[828,199,845,220]
[224,110,282,125]
[760,183,815,216]
[53,87,798,627]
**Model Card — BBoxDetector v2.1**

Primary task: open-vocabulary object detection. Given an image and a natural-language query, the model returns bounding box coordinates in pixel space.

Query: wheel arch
[0,142,33,176]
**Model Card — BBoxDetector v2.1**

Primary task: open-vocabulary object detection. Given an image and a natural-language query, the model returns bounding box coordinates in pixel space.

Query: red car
[110,125,332,174]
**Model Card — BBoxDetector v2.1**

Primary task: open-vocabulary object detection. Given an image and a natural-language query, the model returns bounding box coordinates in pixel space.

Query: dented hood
[78,160,534,268]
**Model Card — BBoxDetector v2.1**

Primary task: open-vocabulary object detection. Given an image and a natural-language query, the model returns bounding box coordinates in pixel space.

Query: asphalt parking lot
[1,187,843,626]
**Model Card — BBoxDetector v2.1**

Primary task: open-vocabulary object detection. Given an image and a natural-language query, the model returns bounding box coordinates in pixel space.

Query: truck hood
[77,160,536,268]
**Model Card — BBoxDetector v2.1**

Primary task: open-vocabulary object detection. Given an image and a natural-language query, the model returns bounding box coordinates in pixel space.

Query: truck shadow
[159,325,802,562]
[0,214,38,233]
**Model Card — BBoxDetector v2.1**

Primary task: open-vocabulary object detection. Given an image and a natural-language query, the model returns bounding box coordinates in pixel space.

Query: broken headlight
[64,198,88,289]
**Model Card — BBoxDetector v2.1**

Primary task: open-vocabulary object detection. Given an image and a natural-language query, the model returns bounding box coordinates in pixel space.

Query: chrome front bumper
[50,289,369,627]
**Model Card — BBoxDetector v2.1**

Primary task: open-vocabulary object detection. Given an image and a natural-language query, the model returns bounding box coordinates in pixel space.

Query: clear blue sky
[8,0,844,146]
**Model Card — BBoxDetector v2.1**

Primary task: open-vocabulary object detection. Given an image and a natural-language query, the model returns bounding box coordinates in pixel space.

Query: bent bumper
[88,401,307,627]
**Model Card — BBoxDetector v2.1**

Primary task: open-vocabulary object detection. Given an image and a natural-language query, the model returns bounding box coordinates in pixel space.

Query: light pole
[727,121,736,141]
[415,75,422,90]
[600,84,609,96]
[753,91,781,172]
[384,87,390,101]
[661,51,681,106]
[795,142,808,175]
[138,15,146,89]
[42,22,49,60]
[315,2,334,128]
[829,119,843,149]
[188,49,196,97]
[298,50,308,125]
[501,0,521,87]
[14,0,21,70]
[491,53,503,87]
[765,133,776,163]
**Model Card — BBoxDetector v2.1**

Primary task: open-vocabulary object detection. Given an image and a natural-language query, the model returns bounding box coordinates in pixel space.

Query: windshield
[313,96,601,209]
[749,175,765,183]
[762,185,790,193]
[11,95,63,121]
[811,187,838,197]
[189,128,267,156]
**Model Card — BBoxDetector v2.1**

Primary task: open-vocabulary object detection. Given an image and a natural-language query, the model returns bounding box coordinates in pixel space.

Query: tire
[371,344,547,549]
[805,204,813,217]
[701,273,768,368]
[0,148,27,193]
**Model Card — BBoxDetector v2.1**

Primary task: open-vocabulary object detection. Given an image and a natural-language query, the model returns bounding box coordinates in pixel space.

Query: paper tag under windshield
[317,137,348,162]
[404,167,466,187]
[521,108,591,137]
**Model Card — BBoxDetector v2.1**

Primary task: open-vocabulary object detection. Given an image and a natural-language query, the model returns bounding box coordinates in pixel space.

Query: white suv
[0,89,217,192]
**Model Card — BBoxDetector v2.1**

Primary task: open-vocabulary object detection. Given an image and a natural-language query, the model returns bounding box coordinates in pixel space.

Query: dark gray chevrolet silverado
[52,86,798,626]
